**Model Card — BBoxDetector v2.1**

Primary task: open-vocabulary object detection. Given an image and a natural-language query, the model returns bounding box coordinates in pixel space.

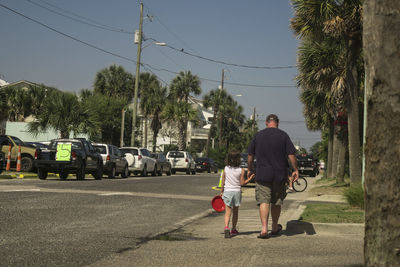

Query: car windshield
[93,145,107,154]
[168,152,184,158]
[120,148,138,156]
[12,136,24,146]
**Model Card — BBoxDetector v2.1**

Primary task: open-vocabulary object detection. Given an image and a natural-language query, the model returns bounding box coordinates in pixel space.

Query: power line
[0,4,138,64]
[0,3,296,90]
[160,42,297,70]
[24,0,297,71]
[27,0,134,34]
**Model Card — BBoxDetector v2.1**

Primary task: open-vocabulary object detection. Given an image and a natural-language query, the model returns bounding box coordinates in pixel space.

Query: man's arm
[288,154,299,181]
[247,153,255,179]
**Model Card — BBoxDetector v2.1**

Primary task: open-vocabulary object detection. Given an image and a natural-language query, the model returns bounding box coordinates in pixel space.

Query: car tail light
[312,162,315,167]
[203,162,208,166]
[185,158,188,162]
[138,155,142,160]
[34,150,39,159]
[71,151,77,161]
[106,155,110,161]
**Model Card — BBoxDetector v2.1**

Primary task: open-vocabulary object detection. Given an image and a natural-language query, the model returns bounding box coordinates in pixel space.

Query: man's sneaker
[224,227,231,238]
[230,229,239,236]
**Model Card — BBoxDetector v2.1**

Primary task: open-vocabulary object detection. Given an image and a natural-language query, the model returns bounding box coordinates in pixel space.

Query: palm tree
[139,73,167,151]
[168,71,202,150]
[291,0,363,185]
[94,65,134,99]
[364,0,400,263]
[28,91,99,138]
[139,72,162,147]
[0,87,8,121]
[203,89,222,155]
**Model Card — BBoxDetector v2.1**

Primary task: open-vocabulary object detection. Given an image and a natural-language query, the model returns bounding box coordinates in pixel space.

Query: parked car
[195,157,218,173]
[93,143,129,179]
[0,151,4,174]
[119,147,156,176]
[297,153,319,177]
[34,138,103,180]
[0,135,36,172]
[166,151,196,175]
[240,153,256,182]
[25,142,49,149]
[150,152,172,176]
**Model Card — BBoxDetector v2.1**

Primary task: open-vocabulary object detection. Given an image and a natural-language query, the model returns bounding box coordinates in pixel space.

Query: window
[94,145,107,154]
[140,149,150,157]
[168,152,184,158]
[120,148,138,156]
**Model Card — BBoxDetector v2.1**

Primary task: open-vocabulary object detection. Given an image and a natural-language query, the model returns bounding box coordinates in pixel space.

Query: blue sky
[0,0,321,149]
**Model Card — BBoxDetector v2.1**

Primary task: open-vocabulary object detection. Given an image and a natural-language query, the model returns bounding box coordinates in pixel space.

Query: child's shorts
[222,191,242,207]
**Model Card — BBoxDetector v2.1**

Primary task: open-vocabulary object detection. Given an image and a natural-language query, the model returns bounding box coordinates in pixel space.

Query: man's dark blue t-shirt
[248,127,296,182]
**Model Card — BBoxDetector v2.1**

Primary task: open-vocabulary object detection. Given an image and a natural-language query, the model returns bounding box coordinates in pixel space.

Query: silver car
[166,151,196,175]
[119,147,156,176]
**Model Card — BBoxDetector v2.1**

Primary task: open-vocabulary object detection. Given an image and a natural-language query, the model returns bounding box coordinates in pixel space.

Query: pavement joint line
[0,186,212,201]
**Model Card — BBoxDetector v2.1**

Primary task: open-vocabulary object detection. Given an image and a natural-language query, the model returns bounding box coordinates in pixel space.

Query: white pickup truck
[119,147,156,176]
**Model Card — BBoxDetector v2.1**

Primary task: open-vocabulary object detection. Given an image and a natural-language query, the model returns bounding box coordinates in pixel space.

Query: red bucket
[211,195,225,212]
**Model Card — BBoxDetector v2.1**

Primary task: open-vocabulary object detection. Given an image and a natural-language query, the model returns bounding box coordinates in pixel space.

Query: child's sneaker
[224,227,231,238]
[230,229,239,236]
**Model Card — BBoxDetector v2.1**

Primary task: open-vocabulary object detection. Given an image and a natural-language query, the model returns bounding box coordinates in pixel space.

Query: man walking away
[247,114,299,238]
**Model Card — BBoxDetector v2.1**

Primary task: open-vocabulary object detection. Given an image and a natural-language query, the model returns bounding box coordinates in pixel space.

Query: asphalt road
[0,172,221,266]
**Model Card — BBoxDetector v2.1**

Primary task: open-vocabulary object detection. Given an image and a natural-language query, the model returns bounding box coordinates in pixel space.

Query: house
[140,96,215,152]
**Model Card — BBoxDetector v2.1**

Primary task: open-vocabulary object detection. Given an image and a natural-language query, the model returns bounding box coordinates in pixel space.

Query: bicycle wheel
[293,177,307,192]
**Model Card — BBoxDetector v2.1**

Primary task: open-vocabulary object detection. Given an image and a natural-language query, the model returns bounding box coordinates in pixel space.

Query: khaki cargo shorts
[255,181,287,205]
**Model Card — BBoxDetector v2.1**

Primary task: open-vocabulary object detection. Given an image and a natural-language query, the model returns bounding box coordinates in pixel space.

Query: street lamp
[130,2,166,146]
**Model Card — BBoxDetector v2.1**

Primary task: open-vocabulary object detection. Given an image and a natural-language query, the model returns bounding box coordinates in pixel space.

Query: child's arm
[240,168,255,186]
[220,169,226,196]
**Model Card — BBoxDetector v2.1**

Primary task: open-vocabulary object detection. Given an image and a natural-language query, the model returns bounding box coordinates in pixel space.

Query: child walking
[220,150,254,238]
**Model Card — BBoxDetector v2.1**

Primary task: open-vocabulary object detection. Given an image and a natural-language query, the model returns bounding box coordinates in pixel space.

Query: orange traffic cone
[6,144,11,171]
[16,145,22,172]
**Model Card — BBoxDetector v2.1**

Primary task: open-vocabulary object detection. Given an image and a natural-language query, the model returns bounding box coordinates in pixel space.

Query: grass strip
[300,203,364,223]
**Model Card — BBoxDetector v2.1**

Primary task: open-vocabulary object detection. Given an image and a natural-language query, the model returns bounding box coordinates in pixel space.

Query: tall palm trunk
[177,120,186,150]
[327,120,334,178]
[144,116,148,148]
[336,132,346,183]
[364,1,400,265]
[346,38,362,186]
[331,127,340,178]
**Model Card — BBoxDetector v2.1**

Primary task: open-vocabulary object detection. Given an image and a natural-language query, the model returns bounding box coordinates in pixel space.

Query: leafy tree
[80,90,128,144]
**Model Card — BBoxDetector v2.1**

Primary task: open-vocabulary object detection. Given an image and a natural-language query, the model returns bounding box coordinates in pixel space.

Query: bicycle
[287,176,308,192]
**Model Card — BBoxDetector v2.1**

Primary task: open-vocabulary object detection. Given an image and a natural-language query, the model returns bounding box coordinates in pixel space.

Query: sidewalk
[91,177,364,267]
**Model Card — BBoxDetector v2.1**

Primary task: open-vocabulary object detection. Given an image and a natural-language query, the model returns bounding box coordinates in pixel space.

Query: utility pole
[252,107,256,132]
[131,1,143,146]
[120,108,125,147]
[218,69,224,148]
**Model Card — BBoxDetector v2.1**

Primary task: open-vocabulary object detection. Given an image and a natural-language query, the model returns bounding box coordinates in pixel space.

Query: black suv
[195,157,219,173]
[34,138,103,180]
[297,154,319,177]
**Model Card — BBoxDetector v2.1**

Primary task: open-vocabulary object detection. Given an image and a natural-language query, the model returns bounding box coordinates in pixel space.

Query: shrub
[343,184,364,209]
